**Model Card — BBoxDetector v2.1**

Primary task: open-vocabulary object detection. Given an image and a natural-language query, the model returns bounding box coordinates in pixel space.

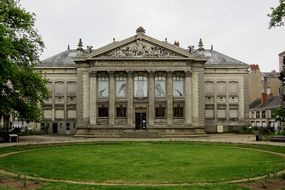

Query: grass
[0,142,284,184]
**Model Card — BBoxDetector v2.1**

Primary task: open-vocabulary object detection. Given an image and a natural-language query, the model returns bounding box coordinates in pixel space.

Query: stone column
[184,70,192,127]
[167,71,173,126]
[109,71,115,126]
[127,71,134,127]
[89,71,97,126]
[148,70,155,127]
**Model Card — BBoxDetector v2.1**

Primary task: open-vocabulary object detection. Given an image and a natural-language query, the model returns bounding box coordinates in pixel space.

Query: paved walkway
[0,133,284,147]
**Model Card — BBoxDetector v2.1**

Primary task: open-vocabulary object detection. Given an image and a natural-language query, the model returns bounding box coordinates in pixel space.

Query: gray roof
[205,50,246,65]
[249,96,281,110]
[39,49,79,67]
[39,44,247,67]
[263,71,279,78]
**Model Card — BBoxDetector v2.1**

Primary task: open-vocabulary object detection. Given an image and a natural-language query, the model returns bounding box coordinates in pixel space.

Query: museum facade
[37,27,249,136]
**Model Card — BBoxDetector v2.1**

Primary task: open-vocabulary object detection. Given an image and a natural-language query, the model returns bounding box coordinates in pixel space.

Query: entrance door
[52,123,58,134]
[135,112,147,130]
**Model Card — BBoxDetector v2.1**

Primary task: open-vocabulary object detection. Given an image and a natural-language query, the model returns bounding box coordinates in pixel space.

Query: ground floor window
[155,104,166,118]
[66,123,70,130]
[116,105,127,117]
[98,106,108,117]
[173,104,184,118]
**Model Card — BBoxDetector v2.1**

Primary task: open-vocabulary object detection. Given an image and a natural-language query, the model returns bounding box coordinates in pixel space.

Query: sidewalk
[0,133,284,147]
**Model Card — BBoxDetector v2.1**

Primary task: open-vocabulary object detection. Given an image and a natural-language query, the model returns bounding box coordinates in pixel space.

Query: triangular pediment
[88,34,191,59]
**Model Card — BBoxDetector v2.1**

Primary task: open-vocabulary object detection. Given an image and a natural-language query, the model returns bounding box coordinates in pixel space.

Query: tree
[272,107,285,132]
[0,0,48,128]
[268,0,285,28]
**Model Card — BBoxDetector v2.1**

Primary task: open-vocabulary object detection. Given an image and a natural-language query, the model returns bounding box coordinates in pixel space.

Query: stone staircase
[120,130,160,138]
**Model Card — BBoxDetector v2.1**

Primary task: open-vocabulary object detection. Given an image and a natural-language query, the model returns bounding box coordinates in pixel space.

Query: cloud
[21,0,284,71]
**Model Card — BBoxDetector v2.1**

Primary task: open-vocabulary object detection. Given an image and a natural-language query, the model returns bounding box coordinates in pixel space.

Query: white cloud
[21,0,284,71]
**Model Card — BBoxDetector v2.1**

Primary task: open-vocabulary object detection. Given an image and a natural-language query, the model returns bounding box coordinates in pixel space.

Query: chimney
[261,92,268,104]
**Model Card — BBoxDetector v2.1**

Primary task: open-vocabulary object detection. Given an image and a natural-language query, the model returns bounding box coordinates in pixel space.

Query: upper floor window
[155,76,166,97]
[116,77,127,98]
[262,111,266,118]
[256,111,260,118]
[173,75,184,97]
[98,76,109,98]
[134,76,148,97]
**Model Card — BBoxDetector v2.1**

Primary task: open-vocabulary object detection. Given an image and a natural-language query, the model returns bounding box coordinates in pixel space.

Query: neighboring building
[248,64,280,103]
[249,95,281,130]
[37,27,249,136]
[279,51,285,72]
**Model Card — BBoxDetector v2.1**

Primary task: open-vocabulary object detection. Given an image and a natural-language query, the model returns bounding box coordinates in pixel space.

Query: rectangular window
[116,105,127,117]
[116,77,127,97]
[98,107,108,117]
[155,76,166,97]
[155,104,166,118]
[98,76,109,98]
[256,111,260,118]
[262,111,266,118]
[205,104,214,119]
[66,123,70,130]
[134,76,148,97]
[251,111,255,118]
[173,75,184,97]
[217,104,226,120]
[173,104,184,118]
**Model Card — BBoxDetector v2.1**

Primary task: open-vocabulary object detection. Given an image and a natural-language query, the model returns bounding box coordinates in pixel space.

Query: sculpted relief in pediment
[98,39,184,58]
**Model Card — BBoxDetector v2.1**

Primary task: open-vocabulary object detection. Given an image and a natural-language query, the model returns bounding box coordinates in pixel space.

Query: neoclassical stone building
[37,27,249,136]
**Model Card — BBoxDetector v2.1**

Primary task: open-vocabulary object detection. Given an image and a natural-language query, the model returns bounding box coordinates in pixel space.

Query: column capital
[147,69,155,77]
[89,71,97,78]
[108,70,115,77]
[185,70,192,78]
[166,70,173,77]
[127,69,134,77]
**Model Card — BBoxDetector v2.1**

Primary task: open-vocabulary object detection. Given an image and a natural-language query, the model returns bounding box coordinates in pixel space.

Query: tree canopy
[268,0,285,28]
[0,0,48,124]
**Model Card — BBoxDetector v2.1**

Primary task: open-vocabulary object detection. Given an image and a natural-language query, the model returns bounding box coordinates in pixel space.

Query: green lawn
[0,142,284,185]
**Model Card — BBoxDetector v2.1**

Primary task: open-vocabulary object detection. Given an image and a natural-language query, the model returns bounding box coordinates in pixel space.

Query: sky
[21,0,284,72]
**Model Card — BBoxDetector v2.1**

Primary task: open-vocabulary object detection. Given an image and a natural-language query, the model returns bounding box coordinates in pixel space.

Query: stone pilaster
[76,68,84,127]
[167,71,173,126]
[243,73,249,120]
[191,62,206,127]
[239,77,245,121]
[52,81,55,122]
[82,70,90,126]
[89,70,97,126]
[64,81,67,122]
[148,70,155,127]
[127,70,134,127]
[109,71,115,126]
[184,70,192,127]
